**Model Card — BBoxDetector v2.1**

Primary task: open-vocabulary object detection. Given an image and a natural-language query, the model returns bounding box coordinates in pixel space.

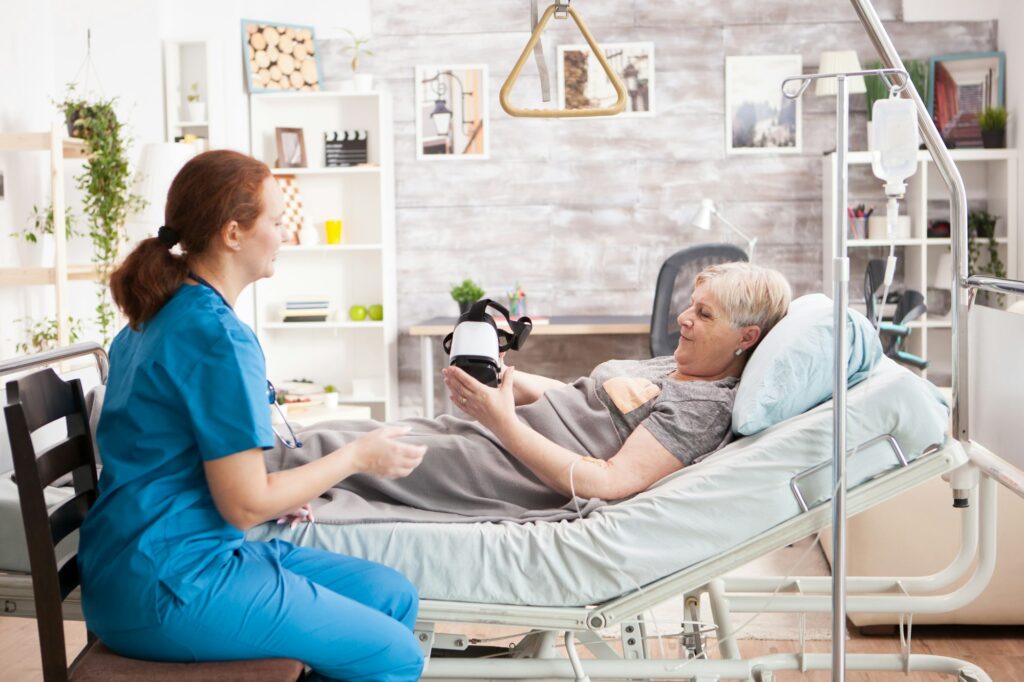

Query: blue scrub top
[79,283,275,607]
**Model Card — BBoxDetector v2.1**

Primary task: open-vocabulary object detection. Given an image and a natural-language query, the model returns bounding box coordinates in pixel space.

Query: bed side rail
[790,434,910,512]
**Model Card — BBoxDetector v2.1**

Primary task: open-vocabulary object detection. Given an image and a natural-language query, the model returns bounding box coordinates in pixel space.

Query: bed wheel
[751,668,774,682]
[957,666,982,682]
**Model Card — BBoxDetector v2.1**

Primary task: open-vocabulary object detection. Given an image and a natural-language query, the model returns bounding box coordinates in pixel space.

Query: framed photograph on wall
[929,51,1005,148]
[415,65,489,160]
[556,42,655,116]
[241,20,322,92]
[725,54,802,155]
[275,127,307,168]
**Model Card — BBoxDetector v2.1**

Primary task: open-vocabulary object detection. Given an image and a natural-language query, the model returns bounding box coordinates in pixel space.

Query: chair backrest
[4,368,100,682]
[650,244,748,357]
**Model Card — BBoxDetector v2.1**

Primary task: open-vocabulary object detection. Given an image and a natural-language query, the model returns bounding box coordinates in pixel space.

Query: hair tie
[157,225,180,249]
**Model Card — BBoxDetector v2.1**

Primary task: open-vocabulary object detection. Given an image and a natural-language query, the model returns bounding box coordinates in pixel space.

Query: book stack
[282,300,331,323]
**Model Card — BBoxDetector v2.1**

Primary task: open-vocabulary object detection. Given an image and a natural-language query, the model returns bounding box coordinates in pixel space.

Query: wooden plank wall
[318,1,996,416]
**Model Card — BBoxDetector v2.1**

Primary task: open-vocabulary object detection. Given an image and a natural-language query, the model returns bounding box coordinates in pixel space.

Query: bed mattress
[248,358,959,606]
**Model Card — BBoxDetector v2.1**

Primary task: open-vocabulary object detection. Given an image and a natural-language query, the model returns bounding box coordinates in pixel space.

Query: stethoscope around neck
[188,271,304,449]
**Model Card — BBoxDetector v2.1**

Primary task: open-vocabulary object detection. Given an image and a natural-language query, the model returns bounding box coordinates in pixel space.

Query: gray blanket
[263,379,624,524]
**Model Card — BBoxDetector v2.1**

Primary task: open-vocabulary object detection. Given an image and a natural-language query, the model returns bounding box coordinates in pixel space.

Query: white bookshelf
[163,40,225,151]
[823,149,1019,387]
[248,91,397,421]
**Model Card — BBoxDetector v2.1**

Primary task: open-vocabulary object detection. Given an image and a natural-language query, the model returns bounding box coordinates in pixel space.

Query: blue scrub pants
[101,540,424,682]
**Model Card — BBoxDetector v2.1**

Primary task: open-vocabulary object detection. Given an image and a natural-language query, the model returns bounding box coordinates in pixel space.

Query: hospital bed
[0,340,990,681]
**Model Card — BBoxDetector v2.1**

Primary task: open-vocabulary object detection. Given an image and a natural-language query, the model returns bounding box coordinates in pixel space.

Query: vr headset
[442,299,532,387]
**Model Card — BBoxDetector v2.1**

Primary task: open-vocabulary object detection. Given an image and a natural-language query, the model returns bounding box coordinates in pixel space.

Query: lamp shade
[132,143,196,227]
[815,50,866,96]
[690,198,715,231]
[125,143,195,245]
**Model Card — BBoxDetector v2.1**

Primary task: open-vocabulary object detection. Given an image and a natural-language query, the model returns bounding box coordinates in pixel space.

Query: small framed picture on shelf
[929,51,1005,148]
[275,127,307,168]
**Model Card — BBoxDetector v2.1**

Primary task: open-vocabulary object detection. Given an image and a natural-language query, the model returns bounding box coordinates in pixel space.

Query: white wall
[904,0,999,22]
[0,1,370,357]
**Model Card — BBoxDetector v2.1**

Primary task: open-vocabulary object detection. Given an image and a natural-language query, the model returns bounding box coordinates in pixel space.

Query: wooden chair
[4,367,305,682]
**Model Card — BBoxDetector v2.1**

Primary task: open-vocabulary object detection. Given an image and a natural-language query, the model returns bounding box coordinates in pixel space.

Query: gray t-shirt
[588,356,739,466]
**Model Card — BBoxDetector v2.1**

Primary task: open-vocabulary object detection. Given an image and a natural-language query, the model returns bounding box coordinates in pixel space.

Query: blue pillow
[732,293,883,436]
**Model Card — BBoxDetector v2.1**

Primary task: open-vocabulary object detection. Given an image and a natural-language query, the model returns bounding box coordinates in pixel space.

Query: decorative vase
[324,392,339,410]
[981,129,1006,149]
[458,301,473,315]
[298,220,320,246]
[185,102,206,123]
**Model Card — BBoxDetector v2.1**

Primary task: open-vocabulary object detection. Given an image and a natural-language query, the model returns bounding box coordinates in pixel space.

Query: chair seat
[71,642,305,681]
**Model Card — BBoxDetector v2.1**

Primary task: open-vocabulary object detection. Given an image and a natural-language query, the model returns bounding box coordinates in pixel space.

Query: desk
[409,315,650,418]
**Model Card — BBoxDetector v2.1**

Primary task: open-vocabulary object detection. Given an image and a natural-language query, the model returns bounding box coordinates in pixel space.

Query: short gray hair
[694,262,791,340]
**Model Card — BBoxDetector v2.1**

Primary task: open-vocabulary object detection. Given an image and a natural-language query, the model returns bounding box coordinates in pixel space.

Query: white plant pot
[353,74,374,92]
[185,102,206,123]
[324,393,339,410]
[16,234,55,267]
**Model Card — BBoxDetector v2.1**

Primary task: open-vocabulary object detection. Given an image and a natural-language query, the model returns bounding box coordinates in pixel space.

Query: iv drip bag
[870,96,918,196]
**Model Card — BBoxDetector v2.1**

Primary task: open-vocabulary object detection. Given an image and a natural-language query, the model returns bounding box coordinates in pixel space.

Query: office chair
[650,243,749,357]
[4,367,304,682]
[863,257,928,369]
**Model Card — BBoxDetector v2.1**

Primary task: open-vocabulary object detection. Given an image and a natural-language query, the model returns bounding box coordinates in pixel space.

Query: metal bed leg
[708,579,741,661]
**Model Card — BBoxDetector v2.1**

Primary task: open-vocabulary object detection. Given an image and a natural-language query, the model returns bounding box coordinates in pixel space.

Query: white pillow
[732,293,883,435]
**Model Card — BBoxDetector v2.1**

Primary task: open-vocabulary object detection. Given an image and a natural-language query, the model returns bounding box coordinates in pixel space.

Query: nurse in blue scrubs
[78,149,427,682]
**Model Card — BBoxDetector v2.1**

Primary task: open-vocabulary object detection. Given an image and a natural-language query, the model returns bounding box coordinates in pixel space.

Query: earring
[735,347,744,356]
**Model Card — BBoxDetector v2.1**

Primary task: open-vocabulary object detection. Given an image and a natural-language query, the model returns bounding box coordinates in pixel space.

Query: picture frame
[275,127,307,169]
[557,42,655,116]
[928,51,1005,148]
[725,55,802,155]
[241,20,322,93]
[415,65,489,160]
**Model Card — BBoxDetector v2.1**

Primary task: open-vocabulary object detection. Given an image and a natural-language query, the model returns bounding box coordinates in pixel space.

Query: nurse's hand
[276,502,316,529]
[352,426,427,479]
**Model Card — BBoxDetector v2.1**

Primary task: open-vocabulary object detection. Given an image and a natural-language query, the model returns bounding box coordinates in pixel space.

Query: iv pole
[781,67,909,682]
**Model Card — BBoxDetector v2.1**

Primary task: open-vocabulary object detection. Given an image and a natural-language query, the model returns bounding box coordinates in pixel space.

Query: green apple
[368,304,384,321]
[348,305,368,321]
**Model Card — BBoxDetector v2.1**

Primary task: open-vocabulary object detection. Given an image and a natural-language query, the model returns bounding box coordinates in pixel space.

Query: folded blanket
[263,379,623,524]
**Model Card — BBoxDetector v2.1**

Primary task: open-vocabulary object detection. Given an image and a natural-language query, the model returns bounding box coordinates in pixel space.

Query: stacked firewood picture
[244,23,320,91]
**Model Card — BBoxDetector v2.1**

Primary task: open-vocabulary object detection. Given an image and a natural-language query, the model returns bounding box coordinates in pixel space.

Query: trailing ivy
[58,87,145,344]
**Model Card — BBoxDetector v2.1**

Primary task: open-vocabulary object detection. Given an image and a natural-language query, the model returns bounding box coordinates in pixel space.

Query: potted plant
[12,204,82,267]
[323,383,339,410]
[968,208,1007,306]
[450,278,485,315]
[55,87,146,344]
[185,82,206,122]
[16,316,83,354]
[978,106,1007,149]
[343,29,374,92]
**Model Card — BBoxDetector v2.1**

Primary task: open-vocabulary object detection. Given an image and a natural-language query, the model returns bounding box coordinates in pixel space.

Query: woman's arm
[509,368,568,405]
[444,366,682,500]
[204,427,426,530]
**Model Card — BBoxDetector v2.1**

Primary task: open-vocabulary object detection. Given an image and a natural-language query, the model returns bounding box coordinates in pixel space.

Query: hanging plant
[56,85,146,344]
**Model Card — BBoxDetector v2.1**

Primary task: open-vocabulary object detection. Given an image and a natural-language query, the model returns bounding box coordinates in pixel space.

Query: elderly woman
[267,262,791,521]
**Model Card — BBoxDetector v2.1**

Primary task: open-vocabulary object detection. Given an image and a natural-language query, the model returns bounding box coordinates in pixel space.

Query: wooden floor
[1,616,1021,680]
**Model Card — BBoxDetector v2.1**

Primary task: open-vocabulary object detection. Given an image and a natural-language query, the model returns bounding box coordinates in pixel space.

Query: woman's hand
[276,502,315,529]
[352,426,427,478]
[443,365,518,436]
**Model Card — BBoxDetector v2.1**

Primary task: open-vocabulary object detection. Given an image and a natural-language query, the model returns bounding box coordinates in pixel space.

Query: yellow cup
[325,219,343,244]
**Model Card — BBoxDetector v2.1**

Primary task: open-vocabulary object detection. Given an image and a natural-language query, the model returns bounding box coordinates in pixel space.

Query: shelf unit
[823,148,1019,387]
[248,92,397,420]
[0,125,99,349]
[163,40,224,151]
